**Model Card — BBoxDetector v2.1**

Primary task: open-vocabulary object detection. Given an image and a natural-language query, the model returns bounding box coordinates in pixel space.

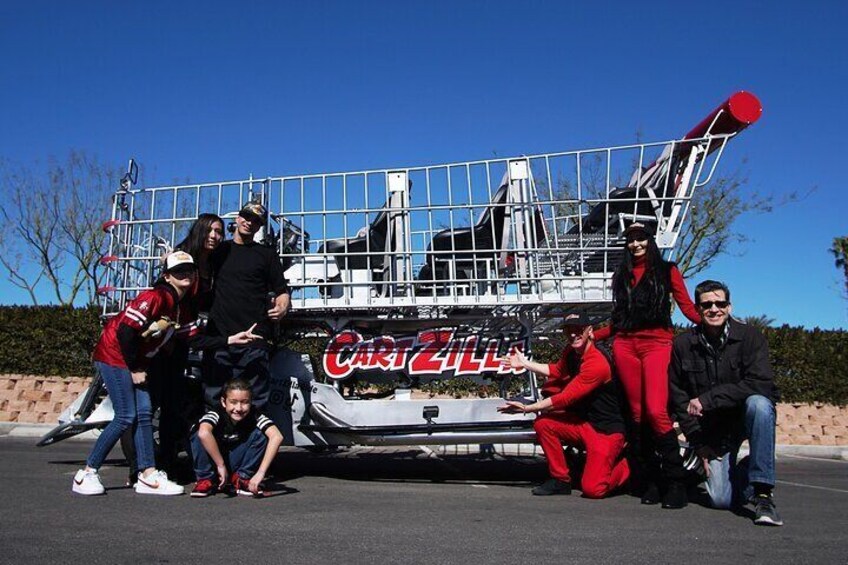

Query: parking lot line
[781,453,848,464]
[775,480,848,495]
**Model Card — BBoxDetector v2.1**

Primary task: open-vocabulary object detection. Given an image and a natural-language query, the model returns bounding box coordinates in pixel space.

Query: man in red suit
[500,314,629,498]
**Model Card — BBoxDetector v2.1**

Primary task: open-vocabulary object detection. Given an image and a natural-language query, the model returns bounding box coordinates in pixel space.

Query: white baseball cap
[164,251,196,272]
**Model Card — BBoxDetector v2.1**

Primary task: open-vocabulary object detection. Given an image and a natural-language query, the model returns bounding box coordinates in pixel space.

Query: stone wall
[1,375,846,446]
[776,402,847,446]
[0,375,93,424]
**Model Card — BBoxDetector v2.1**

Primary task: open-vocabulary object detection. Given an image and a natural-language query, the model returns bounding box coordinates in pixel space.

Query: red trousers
[534,414,630,499]
[612,334,674,436]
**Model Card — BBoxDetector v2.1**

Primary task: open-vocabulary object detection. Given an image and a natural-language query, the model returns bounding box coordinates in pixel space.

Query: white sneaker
[134,470,184,496]
[72,469,105,495]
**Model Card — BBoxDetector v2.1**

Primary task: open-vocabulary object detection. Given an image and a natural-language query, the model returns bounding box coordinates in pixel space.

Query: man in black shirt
[202,201,291,411]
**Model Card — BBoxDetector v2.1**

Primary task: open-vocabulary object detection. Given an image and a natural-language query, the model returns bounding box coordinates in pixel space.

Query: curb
[772,444,848,461]
[4,422,848,461]
[0,422,100,442]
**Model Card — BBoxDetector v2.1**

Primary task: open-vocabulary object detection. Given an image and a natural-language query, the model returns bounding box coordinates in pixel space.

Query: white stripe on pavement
[781,453,848,464]
[775,480,848,494]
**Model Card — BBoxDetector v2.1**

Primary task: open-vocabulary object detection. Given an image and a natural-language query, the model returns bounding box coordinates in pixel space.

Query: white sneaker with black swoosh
[72,469,105,495]
[134,470,184,496]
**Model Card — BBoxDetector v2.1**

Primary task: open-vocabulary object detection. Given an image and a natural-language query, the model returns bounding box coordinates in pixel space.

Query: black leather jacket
[669,318,779,449]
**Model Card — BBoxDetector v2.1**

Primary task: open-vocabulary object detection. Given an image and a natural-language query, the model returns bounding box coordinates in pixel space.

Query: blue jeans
[191,427,268,480]
[704,395,776,509]
[86,362,156,470]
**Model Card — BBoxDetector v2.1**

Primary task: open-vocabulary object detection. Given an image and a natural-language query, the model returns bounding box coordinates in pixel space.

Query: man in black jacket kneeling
[669,280,783,526]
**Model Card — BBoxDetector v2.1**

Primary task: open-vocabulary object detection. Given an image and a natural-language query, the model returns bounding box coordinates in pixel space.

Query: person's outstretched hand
[228,323,263,345]
[498,401,529,414]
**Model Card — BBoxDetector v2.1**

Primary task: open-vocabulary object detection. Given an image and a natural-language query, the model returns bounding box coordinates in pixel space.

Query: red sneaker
[191,478,216,498]
[231,472,263,497]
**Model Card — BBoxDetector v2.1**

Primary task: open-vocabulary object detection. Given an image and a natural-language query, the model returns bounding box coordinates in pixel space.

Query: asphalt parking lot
[1,437,846,564]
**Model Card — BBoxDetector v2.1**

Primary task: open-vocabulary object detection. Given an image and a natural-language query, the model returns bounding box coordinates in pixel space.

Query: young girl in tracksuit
[72,251,201,496]
[595,223,701,509]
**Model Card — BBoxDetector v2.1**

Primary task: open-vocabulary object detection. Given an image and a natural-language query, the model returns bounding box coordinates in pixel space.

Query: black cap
[623,221,653,239]
[561,312,601,328]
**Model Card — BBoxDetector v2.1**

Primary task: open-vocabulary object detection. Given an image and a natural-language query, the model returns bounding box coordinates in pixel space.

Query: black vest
[611,261,674,331]
[568,345,627,435]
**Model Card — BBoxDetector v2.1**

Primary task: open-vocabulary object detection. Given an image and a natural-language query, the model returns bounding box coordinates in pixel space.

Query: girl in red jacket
[600,222,701,509]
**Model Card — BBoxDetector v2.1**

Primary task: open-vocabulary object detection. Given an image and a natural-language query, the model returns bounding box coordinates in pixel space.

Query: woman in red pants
[597,222,701,508]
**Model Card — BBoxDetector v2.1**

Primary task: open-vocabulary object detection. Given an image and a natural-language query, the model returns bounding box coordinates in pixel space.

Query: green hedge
[0,306,101,377]
[763,326,848,406]
[1,306,845,405]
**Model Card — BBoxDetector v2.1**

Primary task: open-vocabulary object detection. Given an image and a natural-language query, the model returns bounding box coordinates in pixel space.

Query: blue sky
[1,1,846,329]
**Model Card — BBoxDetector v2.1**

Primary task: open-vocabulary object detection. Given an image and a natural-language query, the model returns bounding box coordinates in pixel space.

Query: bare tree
[832,235,848,301]
[671,163,801,277]
[0,151,121,305]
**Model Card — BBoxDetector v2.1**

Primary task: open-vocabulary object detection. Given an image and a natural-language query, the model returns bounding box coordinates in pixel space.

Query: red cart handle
[684,91,762,140]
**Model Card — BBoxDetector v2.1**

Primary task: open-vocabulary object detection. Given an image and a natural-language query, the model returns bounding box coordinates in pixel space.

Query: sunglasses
[626,236,648,243]
[240,213,263,226]
[168,268,197,280]
[698,300,729,309]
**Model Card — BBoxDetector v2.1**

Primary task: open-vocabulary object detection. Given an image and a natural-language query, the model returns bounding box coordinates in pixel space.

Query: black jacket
[668,318,779,449]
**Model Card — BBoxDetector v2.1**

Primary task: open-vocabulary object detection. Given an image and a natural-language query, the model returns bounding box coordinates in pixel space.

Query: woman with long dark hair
[599,222,701,509]
[136,213,226,479]
[175,213,225,311]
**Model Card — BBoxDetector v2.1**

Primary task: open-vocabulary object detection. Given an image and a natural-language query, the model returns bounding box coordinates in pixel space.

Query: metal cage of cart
[99,91,762,341]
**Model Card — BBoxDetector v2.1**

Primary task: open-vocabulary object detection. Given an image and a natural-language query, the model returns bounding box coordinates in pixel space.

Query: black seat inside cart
[559,183,674,273]
[319,207,389,270]
[417,183,508,283]
[569,186,658,236]
[571,145,686,236]
[434,183,509,253]
[417,183,547,283]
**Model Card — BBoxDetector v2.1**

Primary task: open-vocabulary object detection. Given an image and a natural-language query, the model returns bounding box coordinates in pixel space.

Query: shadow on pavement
[269,447,549,487]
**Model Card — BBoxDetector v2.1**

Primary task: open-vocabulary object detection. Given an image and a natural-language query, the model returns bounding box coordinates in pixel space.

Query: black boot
[642,481,661,505]
[656,431,688,509]
[627,428,661,504]
[663,481,688,509]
